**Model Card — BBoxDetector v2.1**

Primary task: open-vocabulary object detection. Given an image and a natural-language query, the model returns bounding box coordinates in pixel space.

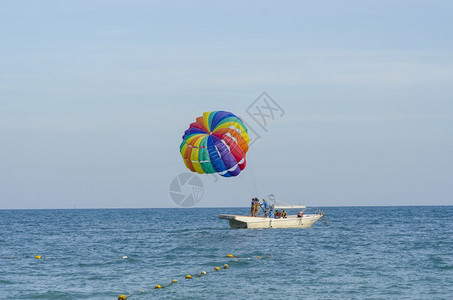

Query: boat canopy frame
[268,194,306,211]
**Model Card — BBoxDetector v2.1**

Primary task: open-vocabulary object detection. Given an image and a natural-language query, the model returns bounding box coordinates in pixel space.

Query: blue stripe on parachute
[207,135,227,174]
[211,111,232,130]
[182,128,207,139]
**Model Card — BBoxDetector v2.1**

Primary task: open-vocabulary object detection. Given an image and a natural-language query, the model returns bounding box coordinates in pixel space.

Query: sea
[1,206,452,299]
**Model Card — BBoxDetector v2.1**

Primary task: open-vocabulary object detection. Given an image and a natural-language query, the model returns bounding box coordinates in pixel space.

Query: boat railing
[303,207,324,215]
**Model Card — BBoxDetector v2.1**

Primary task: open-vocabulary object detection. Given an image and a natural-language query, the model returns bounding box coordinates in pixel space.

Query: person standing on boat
[267,204,274,218]
[250,198,256,217]
[261,199,269,217]
[253,198,260,217]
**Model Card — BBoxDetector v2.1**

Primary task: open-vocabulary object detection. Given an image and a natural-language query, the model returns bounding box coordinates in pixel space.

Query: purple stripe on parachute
[212,135,240,177]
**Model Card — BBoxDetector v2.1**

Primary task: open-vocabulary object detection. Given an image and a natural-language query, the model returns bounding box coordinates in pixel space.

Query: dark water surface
[1,206,452,299]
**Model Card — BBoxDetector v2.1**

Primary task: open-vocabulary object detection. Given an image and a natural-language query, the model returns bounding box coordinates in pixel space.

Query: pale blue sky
[1,1,452,208]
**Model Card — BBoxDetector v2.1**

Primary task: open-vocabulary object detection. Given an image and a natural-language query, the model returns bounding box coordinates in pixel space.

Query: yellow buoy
[200,271,206,275]
[118,295,127,300]
[35,255,42,259]
[185,275,192,279]
[172,279,178,283]
[256,256,261,259]
[223,264,229,269]
[227,254,234,258]
[214,267,220,271]
[234,259,238,262]
[154,285,162,289]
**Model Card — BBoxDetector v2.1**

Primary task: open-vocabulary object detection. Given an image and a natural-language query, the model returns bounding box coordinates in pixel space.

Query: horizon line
[0,204,452,210]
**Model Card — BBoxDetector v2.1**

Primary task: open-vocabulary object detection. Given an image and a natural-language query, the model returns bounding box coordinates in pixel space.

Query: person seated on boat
[297,211,304,218]
[261,199,269,217]
[274,210,281,219]
[281,209,287,218]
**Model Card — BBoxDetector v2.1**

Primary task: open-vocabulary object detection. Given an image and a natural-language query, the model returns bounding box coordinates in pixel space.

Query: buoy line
[33,253,269,299]
[148,253,270,293]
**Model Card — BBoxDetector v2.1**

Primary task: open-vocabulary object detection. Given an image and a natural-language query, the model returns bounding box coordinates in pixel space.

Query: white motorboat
[219,195,324,229]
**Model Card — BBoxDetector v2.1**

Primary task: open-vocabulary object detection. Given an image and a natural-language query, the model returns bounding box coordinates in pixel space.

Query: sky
[1,0,452,209]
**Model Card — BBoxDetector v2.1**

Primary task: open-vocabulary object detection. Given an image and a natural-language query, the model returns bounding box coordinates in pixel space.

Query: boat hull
[218,214,323,229]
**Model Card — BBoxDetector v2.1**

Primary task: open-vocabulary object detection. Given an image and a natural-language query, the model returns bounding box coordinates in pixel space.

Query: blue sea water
[1,206,453,299]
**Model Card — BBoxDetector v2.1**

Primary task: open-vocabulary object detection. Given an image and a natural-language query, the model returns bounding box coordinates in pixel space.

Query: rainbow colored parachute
[180,111,249,177]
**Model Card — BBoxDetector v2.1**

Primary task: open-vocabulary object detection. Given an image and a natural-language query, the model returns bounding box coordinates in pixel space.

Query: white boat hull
[218,214,323,229]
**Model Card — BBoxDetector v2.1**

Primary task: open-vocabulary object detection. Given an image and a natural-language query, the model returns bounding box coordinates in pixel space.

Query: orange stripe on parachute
[212,128,249,154]
[196,116,210,133]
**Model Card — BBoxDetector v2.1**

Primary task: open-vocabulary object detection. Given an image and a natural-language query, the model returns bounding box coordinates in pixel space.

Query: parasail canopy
[180,111,249,177]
